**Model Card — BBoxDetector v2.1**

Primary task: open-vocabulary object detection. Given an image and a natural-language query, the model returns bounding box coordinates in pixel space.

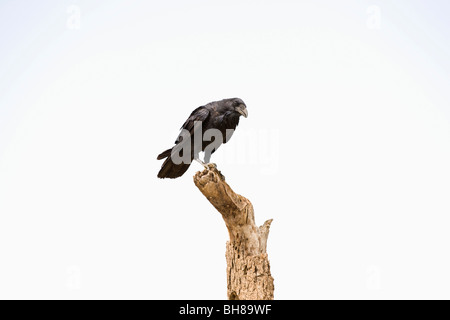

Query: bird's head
[227,98,248,118]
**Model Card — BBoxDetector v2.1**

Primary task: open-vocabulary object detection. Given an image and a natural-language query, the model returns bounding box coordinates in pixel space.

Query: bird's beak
[237,106,248,118]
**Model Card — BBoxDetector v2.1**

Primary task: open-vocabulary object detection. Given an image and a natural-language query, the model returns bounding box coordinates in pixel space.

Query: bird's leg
[204,151,212,164]
[194,154,208,168]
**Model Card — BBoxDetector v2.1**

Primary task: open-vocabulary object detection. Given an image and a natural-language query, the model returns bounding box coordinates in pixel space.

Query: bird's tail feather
[157,147,191,179]
[157,156,191,179]
[157,148,172,160]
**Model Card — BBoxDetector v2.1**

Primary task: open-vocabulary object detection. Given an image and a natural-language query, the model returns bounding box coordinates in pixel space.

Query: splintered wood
[194,164,274,300]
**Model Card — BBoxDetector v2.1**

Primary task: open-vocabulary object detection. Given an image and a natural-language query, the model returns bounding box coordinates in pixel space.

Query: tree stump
[193,164,274,300]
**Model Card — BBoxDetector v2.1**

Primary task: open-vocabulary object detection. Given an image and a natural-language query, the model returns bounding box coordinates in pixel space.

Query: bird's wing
[175,106,210,144]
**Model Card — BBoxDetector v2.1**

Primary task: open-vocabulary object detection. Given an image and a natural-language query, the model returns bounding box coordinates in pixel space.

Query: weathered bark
[193,164,274,300]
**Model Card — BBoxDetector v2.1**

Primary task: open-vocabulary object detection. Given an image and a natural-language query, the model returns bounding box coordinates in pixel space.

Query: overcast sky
[1,0,450,299]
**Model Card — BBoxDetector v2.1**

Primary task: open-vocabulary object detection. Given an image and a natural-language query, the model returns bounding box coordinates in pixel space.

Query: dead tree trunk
[193,164,274,300]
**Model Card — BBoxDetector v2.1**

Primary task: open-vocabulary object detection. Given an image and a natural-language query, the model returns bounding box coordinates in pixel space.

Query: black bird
[157,98,248,179]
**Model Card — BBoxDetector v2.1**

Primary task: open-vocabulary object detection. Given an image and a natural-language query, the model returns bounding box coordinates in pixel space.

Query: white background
[1,0,450,299]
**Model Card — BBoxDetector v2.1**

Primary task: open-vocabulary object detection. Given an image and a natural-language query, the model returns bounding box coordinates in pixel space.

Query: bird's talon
[207,163,217,170]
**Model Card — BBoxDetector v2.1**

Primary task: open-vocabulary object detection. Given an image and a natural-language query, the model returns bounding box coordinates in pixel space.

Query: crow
[157,98,248,179]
